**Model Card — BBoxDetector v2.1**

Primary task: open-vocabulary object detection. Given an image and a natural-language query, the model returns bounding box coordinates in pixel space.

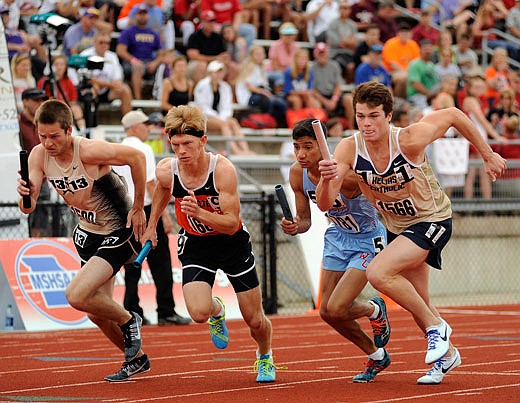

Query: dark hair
[458,32,472,41]
[34,99,73,131]
[292,118,327,140]
[392,109,408,124]
[366,24,380,32]
[352,82,393,116]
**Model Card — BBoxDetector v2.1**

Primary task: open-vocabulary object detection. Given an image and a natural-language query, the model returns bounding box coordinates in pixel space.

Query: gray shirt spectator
[452,33,478,76]
[62,7,99,57]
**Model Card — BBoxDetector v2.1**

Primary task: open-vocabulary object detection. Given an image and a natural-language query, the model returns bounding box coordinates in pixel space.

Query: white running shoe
[418,348,461,384]
[425,319,452,364]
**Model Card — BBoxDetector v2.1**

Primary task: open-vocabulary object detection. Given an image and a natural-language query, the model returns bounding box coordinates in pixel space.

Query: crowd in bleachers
[5,0,520,170]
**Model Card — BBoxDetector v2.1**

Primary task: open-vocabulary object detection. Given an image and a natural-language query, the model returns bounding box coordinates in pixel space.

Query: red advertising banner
[0,236,241,331]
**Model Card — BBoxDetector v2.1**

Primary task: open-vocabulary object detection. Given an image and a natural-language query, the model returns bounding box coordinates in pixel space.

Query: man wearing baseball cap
[113,110,191,327]
[186,9,228,84]
[19,89,49,153]
[127,0,164,33]
[199,0,257,49]
[312,42,354,130]
[354,44,391,88]
[19,88,51,237]
[116,4,163,99]
[62,7,99,56]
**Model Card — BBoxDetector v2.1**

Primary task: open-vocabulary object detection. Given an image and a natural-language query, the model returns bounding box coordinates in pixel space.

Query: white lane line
[362,383,520,403]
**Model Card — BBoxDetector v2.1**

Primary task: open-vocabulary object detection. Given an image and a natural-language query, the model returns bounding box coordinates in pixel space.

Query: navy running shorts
[386,218,452,270]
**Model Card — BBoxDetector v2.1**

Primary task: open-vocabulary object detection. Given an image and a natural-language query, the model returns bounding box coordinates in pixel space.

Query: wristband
[130,57,138,64]
[332,95,339,102]
[190,2,197,9]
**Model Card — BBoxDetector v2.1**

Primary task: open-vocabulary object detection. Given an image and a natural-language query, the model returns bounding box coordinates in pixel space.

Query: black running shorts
[72,225,141,276]
[178,226,260,293]
[386,218,453,270]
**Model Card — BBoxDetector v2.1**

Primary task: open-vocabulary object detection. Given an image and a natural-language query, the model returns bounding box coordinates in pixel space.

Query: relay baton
[275,184,294,222]
[19,150,31,209]
[133,240,152,269]
[312,119,331,160]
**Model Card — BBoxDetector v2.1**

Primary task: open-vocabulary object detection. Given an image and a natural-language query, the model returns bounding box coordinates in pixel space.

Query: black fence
[4,196,520,317]
[0,196,283,315]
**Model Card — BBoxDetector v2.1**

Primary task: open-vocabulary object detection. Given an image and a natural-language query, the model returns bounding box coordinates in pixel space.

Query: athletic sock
[120,313,134,329]
[426,320,444,333]
[256,349,272,359]
[212,297,224,318]
[369,300,380,320]
[368,348,385,361]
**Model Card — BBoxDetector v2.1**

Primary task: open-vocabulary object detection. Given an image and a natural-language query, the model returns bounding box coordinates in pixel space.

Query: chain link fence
[231,149,520,313]
[2,194,520,316]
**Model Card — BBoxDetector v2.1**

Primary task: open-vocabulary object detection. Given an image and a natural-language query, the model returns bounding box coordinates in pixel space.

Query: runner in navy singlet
[316,82,506,384]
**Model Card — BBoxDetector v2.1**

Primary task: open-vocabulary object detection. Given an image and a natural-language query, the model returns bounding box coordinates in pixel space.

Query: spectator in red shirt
[38,55,86,131]
[494,115,520,196]
[200,0,257,49]
[350,0,377,32]
[370,0,398,43]
[512,70,520,109]
[412,9,440,46]
[172,0,200,47]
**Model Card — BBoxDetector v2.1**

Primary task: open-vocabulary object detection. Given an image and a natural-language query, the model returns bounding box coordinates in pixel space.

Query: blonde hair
[499,88,515,100]
[11,53,34,81]
[490,47,508,67]
[164,105,207,137]
[290,48,311,82]
[236,45,265,83]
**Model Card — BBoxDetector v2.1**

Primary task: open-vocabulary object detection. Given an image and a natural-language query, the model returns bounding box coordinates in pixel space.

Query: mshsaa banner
[0,237,241,331]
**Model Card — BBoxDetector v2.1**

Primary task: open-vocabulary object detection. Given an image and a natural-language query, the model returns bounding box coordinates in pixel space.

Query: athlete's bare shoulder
[214,154,238,192]
[289,161,304,191]
[334,134,357,169]
[156,157,174,186]
[215,153,237,175]
[79,137,121,164]
[30,143,46,162]
[289,160,303,177]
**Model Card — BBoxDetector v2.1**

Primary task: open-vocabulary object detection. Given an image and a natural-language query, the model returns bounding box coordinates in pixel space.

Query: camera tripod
[40,42,92,135]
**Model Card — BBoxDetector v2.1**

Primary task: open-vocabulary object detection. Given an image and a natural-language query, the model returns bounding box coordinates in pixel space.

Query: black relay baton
[20,150,31,209]
[275,184,294,222]
[133,240,152,269]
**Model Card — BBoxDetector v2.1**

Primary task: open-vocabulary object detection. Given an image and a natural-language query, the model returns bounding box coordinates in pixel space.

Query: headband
[167,127,205,138]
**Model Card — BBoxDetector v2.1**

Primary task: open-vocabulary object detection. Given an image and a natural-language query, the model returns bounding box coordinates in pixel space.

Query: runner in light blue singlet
[302,168,387,272]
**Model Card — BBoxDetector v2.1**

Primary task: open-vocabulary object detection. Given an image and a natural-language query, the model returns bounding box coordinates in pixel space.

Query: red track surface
[1,305,519,402]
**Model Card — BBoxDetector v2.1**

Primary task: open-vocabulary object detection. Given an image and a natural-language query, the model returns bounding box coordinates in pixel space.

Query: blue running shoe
[352,349,391,383]
[209,296,229,349]
[369,296,391,348]
[254,355,276,383]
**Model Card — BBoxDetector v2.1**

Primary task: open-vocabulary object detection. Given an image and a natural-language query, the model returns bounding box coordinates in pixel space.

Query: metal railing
[481,29,520,70]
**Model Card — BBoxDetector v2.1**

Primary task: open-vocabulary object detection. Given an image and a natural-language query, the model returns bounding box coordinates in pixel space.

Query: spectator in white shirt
[79,31,133,115]
[194,61,254,155]
[305,0,340,45]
